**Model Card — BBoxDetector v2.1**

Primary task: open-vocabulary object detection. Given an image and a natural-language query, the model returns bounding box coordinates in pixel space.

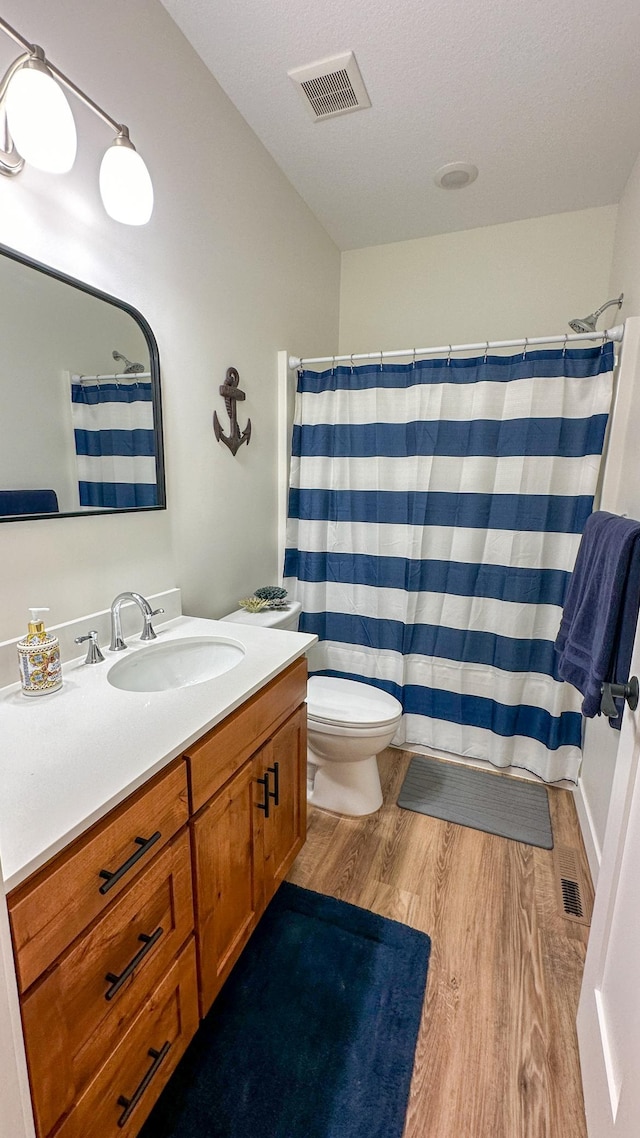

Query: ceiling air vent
[288,51,371,122]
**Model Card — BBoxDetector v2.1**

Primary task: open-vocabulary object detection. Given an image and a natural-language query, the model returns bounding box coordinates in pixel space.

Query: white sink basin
[107,636,245,692]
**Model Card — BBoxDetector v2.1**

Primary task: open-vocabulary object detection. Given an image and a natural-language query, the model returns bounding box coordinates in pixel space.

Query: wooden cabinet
[7,657,308,1138]
[9,760,189,994]
[193,760,261,1014]
[254,703,307,904]
[193,696,307,1016]
[53,942,199,1138]
[21,829,194,1137]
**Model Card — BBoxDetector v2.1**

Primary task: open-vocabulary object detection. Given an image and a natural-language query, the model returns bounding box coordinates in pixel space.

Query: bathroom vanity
[0,614,314,1138]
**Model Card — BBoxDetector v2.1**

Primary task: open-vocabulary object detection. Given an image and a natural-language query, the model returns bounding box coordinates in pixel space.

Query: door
[254,706,307,906]
[577,619,640,1136]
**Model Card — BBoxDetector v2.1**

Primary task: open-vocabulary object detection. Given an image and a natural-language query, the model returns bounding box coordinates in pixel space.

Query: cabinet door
[255,704,307,906]
[192,762,261,1016]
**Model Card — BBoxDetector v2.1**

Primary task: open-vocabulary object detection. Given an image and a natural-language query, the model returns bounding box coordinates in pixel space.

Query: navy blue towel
[0,489,58,516]
[555,511,640,727]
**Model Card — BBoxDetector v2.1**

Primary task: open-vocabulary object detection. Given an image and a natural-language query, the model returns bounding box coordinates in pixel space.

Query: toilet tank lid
[220,600,302,628]
[307,676,403,727]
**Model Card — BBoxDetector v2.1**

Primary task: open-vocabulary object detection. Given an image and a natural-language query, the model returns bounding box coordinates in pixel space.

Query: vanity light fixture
[0,16,153,224]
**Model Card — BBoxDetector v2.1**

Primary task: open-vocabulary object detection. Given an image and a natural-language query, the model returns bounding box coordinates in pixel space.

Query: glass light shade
[99,142,154,225]
[6,65,77,173]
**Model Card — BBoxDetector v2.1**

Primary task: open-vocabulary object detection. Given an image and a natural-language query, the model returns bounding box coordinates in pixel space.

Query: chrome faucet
[109,592,164,652]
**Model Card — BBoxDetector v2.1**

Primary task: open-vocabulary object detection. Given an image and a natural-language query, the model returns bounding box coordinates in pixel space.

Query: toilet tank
[220,600,301,632]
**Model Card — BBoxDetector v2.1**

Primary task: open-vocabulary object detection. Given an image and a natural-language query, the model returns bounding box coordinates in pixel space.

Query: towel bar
[600,676,639,718]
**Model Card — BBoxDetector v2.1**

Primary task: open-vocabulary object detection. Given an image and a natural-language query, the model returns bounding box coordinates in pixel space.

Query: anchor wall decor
[213,366,252,456]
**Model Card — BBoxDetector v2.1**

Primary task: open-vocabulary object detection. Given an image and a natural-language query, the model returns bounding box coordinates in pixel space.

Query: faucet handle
[140,607,164,642]
[75,630,105,665]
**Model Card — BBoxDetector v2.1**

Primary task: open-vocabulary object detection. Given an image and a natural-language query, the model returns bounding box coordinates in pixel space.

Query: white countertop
[0,616,316,892]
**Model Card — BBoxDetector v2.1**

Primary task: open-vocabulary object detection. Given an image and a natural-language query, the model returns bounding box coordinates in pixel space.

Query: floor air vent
[288,51,371,121]
[553,845,592,926]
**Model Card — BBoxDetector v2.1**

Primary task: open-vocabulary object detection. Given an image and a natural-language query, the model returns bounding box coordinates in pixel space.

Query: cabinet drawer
[22,828,194,1138]
[53,938,199,1138]
[9,759,189,993]
[187,657,307,812]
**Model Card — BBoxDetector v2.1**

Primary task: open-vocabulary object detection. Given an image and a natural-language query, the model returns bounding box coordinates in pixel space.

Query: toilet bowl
[220,601,403,816]
[306,676,403,815]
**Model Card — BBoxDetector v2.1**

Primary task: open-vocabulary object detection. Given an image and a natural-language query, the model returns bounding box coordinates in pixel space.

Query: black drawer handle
[255,773,270,819]
[117,1041,171,1127]
[267,761,280,806]
[98,832,161,895]
[104,926,164,1002]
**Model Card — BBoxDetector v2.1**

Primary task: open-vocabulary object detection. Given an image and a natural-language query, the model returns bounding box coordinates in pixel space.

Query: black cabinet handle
[117,1041,171,1127]
[104,927,164,1002]
[267,761,280,806]
[98,832,161,895]
[255,773,270,819]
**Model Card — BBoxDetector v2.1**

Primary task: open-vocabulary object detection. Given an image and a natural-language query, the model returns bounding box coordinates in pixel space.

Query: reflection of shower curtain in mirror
[70,377,157,508]
[284,345,615,783]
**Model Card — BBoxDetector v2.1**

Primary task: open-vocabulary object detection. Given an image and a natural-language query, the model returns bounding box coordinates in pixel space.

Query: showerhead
[568,294,623,335]
[112,349,145,374]
[568,316,598,334]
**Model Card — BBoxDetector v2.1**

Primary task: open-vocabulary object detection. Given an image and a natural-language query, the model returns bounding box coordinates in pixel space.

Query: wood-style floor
[288,749,594,1138]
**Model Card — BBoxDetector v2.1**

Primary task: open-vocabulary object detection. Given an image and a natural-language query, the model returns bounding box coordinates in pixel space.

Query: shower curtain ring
[562,334,568,358]
[332,355,336,375]
[447,345,452,366]
[412,348,416,369]
[483,341,489,363]
[522,337,528,361]
[380,350,384,371]
[350,353,354,373]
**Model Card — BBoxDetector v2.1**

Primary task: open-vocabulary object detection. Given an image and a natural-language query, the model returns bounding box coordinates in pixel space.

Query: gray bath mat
[397,755,553,849]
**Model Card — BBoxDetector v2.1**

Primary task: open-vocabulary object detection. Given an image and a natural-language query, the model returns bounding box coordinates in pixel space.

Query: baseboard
[574,778,601,887]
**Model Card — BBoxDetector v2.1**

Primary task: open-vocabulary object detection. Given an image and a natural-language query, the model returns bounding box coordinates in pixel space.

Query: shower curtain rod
[288,324,625,371]
[75,371,151,382]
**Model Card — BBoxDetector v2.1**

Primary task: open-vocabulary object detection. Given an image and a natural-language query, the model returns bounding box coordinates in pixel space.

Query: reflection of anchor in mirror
[213,366,252,456]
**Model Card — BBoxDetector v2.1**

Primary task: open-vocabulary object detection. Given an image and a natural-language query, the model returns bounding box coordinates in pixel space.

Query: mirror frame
[0,241,166,523]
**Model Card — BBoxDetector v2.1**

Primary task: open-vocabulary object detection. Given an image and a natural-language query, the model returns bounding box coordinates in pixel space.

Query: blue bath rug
[139,881,431,1138]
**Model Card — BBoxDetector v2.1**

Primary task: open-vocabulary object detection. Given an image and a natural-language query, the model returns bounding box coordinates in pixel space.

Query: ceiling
[160,0,640,250]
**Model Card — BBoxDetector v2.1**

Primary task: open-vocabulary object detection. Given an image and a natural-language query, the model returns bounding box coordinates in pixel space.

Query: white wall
[0,0,340,644]
[578,151,640,879]
[339,206,617,352]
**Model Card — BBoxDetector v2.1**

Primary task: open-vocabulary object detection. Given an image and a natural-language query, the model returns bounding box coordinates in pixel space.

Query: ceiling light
[0,16,153,225]
[434,162,478,190]
[99,128,154,226]
[5,49,76,173]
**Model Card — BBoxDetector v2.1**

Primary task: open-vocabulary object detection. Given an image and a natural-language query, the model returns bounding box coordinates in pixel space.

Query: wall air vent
[288,51,371,122]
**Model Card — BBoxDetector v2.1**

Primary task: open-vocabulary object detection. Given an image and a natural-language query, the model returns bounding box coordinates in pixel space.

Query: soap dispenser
[17,608,63,696]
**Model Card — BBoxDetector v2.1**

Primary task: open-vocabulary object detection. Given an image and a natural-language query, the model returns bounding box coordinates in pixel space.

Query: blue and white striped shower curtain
[71,377,158,509]
[284,344,615,783]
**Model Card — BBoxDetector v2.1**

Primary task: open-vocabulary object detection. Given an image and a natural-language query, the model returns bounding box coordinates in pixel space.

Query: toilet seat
[307,676,402,729]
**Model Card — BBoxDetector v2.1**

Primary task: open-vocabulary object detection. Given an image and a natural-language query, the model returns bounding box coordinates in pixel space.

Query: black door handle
[601,676,639,718]
[267,761,280,806]
[255,773,270,819]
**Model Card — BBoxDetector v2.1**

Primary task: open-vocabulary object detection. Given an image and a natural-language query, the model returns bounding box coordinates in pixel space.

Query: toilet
[221,601,403,816]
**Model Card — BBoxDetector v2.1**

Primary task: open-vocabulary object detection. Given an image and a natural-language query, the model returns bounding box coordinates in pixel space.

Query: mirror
[0,243,165,521]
